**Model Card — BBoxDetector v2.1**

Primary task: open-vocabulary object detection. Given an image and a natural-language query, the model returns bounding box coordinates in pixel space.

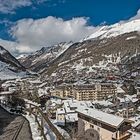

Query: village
[1,1,140,140]
[0,53,140,140]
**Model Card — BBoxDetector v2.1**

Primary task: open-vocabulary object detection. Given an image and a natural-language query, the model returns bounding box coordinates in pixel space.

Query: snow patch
[126,36,137,40]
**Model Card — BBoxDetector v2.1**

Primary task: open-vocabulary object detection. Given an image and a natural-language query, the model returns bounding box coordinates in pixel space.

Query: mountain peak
[85,19,140,41]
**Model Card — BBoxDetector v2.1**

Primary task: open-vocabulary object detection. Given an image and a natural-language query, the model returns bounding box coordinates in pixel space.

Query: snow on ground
[35,117,57,140]
[38,88,48,97]
[24,99,40,107]
[44,123,56,140]
[58,60,70,66]
[25,114,43,140]
[70,53,120,73]
[129,115,140,128]
[72,59,85,71]
[0,61,27,80]
[126,36,137,40]
[130,131,140,140]
[51,119,70,139]
[30,42,73,67]
[25,100,65,140]
[16,54,28,59]
[55,42,73,58]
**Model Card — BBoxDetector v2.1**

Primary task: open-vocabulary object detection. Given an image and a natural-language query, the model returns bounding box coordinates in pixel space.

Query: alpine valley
[17,19,140,84]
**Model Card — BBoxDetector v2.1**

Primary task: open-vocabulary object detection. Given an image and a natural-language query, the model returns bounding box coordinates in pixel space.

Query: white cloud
[0,0,48,14]
[0,39,18,55]
[10,16,98,53]
[2,8,140,55]
[0,38,32,55]
[0,0,31,14]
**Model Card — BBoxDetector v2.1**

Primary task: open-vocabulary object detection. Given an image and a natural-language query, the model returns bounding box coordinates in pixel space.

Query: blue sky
[0,0,140,54]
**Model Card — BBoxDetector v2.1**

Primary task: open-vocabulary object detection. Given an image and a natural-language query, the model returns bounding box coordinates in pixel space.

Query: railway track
[12,119,25,140]
[1,118,25,140]
[0,107,32,140]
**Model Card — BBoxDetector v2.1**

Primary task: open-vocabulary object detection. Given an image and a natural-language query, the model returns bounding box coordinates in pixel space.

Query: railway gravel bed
[0,106,33,140]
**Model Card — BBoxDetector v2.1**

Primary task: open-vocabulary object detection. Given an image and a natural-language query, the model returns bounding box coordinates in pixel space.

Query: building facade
[76,108,132,140]
[51,83,117,101]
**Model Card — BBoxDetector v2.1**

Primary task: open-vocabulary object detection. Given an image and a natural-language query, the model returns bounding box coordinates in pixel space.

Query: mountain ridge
[0,45,29,80]
[16,19,140,82]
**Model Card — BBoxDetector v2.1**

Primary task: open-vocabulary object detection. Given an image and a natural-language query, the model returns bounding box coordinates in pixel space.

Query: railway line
[0,107,32,140]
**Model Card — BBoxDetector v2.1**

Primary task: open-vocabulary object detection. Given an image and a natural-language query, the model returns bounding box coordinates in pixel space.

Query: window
[90,133,94,137]
[90,124,94,128]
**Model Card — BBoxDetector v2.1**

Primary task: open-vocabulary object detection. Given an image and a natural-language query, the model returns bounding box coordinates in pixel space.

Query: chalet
[76,107,132,140]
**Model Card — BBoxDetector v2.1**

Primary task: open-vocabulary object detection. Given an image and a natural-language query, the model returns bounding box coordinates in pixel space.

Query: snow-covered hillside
[0,45,28,80]
[0,61,27,80]
[85,19,140,40]
[32,42,73,65]
[19,42,73,72]
[18,19,140,81]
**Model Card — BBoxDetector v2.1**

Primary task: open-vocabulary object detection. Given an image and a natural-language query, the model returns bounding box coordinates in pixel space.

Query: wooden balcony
[112,132,132,140]
[120,125,132,132]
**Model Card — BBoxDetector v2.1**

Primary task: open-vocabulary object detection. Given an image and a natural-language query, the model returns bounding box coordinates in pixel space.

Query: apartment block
[51,83,117,101]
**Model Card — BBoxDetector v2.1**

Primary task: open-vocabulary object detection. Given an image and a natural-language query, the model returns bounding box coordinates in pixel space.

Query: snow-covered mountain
[85,19,140,41]
[40,31,140,82]
[0,45,28,80]
[18,42,73,72]
[18,19,140,82]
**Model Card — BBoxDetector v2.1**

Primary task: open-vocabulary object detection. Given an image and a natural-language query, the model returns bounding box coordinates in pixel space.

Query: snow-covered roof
[93,100,113,106]
[130,131,140,140]
[50,98,62,105]
[63,99,93,113]
[0,91,14,95]
[76,107,125,128]
[29,80,42,84]
[118,94,138,103]
[65,113,78,122]
[38,82,49,88]
[117,86,125,94]
[0,96,6,100]
[64,101,75,113]
[24,99,40,107]
[129,115,140,128]
[2,82,16,88]
[38,88,49,97]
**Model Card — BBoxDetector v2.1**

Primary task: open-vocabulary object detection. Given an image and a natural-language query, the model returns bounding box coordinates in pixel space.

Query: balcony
[112,132,132,140]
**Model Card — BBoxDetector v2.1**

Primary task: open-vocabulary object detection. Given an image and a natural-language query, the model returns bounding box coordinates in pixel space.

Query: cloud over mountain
[0,8,140,55]
[10,16,98,53]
